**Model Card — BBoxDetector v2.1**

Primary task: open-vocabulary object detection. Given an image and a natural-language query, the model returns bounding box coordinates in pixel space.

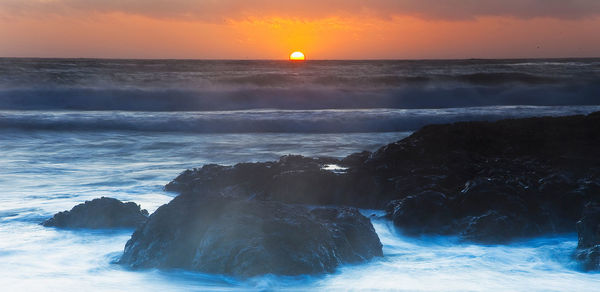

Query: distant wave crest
[1,82,600,111]
[1,106,599,133]
[2,58,600,111]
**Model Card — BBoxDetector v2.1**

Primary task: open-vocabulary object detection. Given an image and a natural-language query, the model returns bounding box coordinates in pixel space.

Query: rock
[577,204,600,249]
[166,112,600,244]
[340,150,371,167]
[455,177,529,217]
[42,197,148,229]
[118,193,382,277]
[575,246,600,271]
[575,203,600,270]
[165,155,384,208]
[538,173,576,194]
[460,211,542,244]
[372,112,600,242]
[385,191,452,235]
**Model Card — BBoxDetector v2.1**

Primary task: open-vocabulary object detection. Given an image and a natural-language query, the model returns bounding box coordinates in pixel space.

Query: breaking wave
[1,58,599,111]
[1,106,599,133]
[1,82,600,111]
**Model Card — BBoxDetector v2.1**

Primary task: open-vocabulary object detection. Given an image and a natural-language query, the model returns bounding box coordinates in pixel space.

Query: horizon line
[1,56,600,62]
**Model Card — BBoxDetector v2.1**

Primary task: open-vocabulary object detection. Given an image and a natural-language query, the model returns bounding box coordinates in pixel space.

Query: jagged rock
[118,193,382,277]
[42,197,148,228]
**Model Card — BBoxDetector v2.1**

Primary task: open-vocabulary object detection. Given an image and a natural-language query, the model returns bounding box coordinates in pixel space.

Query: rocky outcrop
[165,112,600,243]
[118,192,382,277]
[42,197,148,228]
[381,112,600,243]
[575,203,600,270]
[164,155,384,207]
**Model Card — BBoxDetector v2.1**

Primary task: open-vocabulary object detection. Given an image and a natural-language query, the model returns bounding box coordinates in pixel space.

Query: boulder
[385,191,452,235]
[42,197,148,229]
[118,193,382,277]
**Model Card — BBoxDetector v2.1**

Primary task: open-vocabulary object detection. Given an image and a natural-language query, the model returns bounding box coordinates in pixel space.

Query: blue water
[1,121,599,291]
[1,59,600,291]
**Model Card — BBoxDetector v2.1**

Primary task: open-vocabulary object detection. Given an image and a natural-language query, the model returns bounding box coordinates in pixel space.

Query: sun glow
[289,51,305,61]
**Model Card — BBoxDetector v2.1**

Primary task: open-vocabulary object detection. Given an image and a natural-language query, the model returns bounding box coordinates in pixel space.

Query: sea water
[1,58,600,291]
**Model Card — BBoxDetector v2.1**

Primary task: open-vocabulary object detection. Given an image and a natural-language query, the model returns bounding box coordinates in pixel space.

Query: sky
[1,0,599,59]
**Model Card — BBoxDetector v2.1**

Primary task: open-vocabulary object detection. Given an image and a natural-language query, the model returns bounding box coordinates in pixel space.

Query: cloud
[2,0,600,21]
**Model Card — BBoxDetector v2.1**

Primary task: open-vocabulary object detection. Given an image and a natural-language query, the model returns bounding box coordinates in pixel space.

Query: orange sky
[1,1,599,59]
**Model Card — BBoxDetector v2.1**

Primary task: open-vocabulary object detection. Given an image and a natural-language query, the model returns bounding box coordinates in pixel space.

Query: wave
[1,106,599,133]
[0,71,592,90]
[1,58,599,112]
[1,81,600,111]
[219,72,560,87]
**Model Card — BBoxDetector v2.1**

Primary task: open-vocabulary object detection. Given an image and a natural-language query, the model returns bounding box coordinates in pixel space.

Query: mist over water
[1,58,600,111]
[1,58,600,290]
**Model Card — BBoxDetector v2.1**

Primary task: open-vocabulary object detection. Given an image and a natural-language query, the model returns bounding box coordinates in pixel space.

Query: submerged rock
[575,203,600,270]
[42,197,148,229]
[118,193,382,277]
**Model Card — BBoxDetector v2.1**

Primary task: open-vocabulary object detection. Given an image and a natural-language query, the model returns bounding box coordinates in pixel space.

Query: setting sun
[289,51,305,61]
[2,0,600,290]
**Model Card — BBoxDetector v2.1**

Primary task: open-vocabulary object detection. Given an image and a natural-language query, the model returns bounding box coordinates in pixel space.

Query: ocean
[1,58,599,291]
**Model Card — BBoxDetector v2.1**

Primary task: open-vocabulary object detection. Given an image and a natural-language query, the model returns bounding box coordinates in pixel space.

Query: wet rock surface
[381,112,600,243]
[120,111,600,276]
[118,192,382,277]
[164,155,381,207]
[166,112,600,244]
[42,197,148,229]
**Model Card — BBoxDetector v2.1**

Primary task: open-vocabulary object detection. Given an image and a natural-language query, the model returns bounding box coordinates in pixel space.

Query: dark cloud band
[2,0,600,20]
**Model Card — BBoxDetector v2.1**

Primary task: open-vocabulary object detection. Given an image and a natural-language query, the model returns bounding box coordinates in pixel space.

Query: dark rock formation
[164,155,382,207]
[381,112,600,243]
[385,191,451,235]
[42,197,148,229]
[118,192,382,277]
[575,203,600,270]
[165,112,600,243]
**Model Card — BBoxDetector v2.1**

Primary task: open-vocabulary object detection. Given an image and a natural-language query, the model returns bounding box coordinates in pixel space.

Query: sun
[289,51,305,61]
